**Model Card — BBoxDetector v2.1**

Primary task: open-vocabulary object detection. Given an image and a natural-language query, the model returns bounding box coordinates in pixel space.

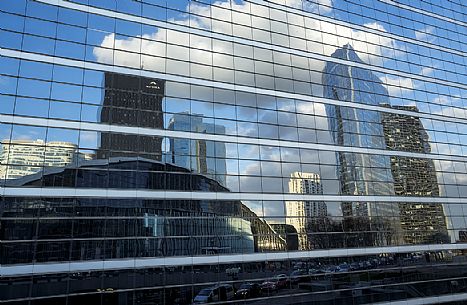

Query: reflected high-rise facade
[286,172,327,250]
[168,113,227,186]
[98,73,165,160]
[381,105,449,244]
[323,44,401,246]
[0,139,77,179]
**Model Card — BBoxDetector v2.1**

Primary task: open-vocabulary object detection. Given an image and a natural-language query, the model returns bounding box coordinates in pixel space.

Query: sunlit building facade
[0,139,77,179]
[0,0,466,304]
[286,171,326,250]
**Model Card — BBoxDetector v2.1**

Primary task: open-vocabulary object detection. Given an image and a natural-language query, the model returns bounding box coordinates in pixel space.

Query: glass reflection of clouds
[0,0,466,304]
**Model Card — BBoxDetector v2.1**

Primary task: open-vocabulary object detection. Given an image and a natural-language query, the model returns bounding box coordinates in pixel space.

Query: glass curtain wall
[0,0,466,304]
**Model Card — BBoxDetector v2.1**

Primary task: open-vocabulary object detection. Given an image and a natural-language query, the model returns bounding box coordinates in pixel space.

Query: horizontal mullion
[378,0,467,27]
[249,0,465,56]
[2,187,466,203]
[2,47,466,127]
[0,242,465,276]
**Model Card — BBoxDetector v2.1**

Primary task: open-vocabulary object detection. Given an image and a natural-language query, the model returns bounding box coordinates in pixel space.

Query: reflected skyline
[0,65,463,247]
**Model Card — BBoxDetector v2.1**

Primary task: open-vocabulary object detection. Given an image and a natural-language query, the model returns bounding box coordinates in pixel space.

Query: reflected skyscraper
[168,112,227,186]
[286,172,327,250]
[381,105,449,244]
[323,44,400,245]
[98,73,165,160]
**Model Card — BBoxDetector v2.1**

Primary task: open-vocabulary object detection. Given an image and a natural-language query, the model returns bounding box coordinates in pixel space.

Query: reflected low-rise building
[1,157,286,263]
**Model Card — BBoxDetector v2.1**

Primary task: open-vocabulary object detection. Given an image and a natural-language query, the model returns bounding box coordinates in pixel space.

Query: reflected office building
[286,172,327,250]
[323,44,401,246]
[0,139,77,179]
[1,1,466,304]
[97,73,165,161]
[168,113,227,186]
[381,105,449,244]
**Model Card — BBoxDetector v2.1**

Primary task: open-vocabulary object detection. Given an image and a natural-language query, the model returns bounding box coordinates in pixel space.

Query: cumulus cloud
[270,0,333,14]
[431,96,466,118]
[93,0,404,98]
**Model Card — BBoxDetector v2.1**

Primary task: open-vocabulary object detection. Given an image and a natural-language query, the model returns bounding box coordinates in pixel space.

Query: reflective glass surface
[0,0,466,304]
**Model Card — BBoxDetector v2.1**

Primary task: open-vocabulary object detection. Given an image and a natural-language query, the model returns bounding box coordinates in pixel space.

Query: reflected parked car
[234,283,261,299]
[260,280,278,293]
[322,265,338,273]
[337,263,350,272]
[289,269,309,284]
[193,284,234,304]
[274,274,290,289]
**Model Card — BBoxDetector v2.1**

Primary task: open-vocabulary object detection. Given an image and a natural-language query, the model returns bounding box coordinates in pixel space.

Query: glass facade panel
[0,0,466,304]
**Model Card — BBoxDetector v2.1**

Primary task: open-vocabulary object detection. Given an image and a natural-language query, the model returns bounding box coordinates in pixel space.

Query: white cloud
[93,0,403,93]
[431,96,466,118]
[421,67,434,76]
[267,0,333,14]
[415,26,436,43]
[380,75,415,95]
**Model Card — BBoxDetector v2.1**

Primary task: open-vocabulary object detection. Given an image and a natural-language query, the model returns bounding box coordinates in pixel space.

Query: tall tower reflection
[98,73,165,160]
[323,44,400,246]
[381,105,449,244]
[167,113,227,186]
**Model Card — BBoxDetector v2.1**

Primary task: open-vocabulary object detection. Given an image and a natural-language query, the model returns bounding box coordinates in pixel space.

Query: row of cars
[193,257,397,303]
[308,257,395,275]
[192,274,292,304]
